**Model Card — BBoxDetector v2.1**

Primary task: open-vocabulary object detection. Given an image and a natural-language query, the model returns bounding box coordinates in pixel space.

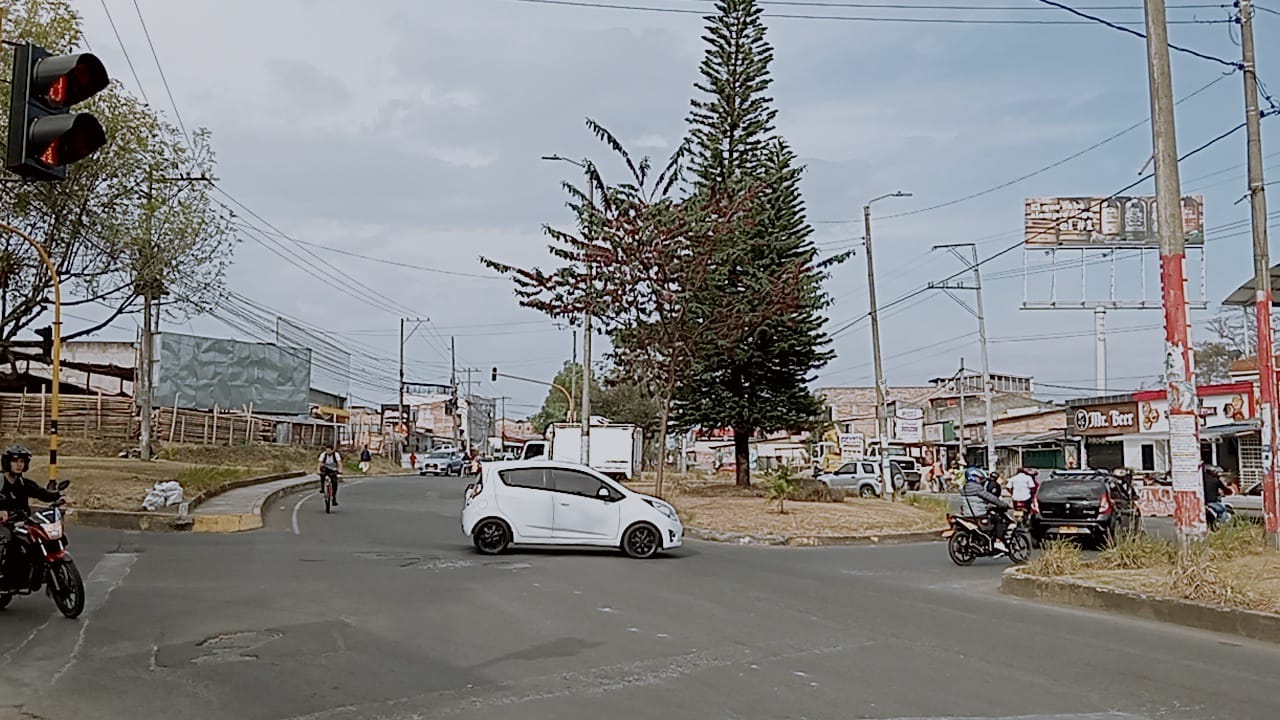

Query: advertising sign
[924,423,945,443]
[1136,385,1255,434]
[896,418,923,444]
[1024,195,1203,247]
[839,433,865,458]
[1072,402,1140,436]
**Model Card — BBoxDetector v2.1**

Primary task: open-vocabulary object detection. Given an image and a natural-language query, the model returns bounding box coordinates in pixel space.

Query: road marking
[293,479,365,536]
[51,552,137,686]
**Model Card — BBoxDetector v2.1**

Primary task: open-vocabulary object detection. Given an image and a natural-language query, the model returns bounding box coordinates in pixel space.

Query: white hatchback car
[461,460,683,559]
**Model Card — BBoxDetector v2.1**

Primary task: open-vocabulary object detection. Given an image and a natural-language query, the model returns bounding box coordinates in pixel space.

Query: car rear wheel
[622,523,661,559]
[859,484,878,499]
[473,519,511,555]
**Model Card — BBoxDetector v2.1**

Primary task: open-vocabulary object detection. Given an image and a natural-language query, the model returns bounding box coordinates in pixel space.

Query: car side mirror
[597,487,611,499]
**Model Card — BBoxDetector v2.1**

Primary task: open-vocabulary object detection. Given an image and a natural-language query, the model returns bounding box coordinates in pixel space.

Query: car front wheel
[622,523,661,559]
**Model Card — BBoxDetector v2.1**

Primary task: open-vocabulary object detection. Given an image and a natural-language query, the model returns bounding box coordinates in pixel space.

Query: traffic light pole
[0,222,61,481]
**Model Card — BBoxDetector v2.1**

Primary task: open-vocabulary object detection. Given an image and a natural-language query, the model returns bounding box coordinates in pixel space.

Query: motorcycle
[1206,501,1235,531]
[0,480,85,619]
[942,508,1032,566]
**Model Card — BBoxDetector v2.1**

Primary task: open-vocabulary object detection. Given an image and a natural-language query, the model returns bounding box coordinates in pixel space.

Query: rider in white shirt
[1007,467,1038,511]
[317,446,342,506]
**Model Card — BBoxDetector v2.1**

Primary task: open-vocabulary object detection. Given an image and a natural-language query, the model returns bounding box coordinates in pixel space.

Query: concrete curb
[685,526,945,547]
[65,470,306,533]
[1000,568,1280,644]
[190,474,316,533]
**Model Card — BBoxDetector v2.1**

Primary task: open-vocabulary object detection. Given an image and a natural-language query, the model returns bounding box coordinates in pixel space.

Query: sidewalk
[190,474,318,533]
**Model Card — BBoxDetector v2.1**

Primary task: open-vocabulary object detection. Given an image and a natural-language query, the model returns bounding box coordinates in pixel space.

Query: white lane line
[51,552,138,686]
[293,479,365,536]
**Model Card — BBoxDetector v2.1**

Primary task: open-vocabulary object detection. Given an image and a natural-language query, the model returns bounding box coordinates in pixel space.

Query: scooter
[1206,501,1235,531]
[0,480,85,619]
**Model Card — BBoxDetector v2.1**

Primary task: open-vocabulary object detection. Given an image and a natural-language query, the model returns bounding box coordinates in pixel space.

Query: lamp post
[864,191,912,500]
[542,154,596,466]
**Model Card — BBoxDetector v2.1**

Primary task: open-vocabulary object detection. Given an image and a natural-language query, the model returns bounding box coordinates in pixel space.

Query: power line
[98,0,151,105]
[283,236,503,281]
[736,1,1225,9]
[506,0,1233,23]
[815,73,1232,224]
[129,0,190,148]
[1034,0,1241,68]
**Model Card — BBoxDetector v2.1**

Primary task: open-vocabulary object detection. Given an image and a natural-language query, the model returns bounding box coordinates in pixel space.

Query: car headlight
[645,498,678,521]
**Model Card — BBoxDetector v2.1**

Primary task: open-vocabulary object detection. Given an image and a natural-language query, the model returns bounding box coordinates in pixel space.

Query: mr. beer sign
[1073,402,1139,436]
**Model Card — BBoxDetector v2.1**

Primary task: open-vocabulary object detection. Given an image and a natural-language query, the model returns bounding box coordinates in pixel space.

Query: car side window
[499,468,547,489]
[837,463,857,474]
[551,469,610,498]
[861,463,876,475]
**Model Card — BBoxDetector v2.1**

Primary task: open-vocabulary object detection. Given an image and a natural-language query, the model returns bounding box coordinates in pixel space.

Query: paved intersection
[2,474,1277,719]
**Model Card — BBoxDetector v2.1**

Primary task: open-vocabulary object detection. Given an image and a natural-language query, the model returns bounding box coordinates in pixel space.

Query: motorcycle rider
[960,466,1012,553]
[317,445,342,506]
[1203,464,1231,527]
[0,445,64,581]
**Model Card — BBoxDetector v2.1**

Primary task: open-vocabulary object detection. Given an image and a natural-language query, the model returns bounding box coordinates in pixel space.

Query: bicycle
[320,468,340,513]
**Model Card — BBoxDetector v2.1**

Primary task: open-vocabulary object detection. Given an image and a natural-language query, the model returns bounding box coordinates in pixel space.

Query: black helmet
[2,444,33,473]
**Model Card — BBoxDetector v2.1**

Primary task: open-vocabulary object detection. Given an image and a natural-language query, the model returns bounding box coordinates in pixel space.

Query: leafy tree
[0,0,235,374]
[530,363,601,435]
[674,0,833,487]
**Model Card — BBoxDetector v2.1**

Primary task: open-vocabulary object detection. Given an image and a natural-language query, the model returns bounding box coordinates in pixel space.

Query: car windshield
[1037,478,1105,500]
[427,451,454,459]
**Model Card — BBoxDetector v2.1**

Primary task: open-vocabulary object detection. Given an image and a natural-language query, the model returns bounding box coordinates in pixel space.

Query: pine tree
[676,0,833,487]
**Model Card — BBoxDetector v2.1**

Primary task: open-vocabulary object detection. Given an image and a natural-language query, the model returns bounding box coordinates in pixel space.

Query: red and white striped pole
[1145,0,1206,540]
[1240,0,1280,543]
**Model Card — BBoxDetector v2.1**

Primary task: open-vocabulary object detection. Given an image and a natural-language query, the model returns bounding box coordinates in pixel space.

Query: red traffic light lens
[33,53,109,108]
[47,76,67,105]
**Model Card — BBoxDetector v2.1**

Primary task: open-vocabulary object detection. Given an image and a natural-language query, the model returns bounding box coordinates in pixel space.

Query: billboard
[1024,195,1204,247]
[1071,401,1139,436]
[153,333,312,415]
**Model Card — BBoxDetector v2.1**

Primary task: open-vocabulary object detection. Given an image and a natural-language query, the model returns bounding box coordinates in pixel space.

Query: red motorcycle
[1,480,85,619]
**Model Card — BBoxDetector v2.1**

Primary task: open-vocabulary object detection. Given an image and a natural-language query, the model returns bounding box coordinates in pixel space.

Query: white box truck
[521,423,644,481]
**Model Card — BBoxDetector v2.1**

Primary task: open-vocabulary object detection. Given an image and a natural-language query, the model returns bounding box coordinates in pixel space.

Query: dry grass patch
[672,492,944,537]
[26,456,263,511]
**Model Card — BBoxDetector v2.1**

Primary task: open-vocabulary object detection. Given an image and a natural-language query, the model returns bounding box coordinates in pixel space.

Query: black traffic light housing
[491,367,498,382]
[445,398,458,415]
[35,325,53,359]
[6,42,109,181]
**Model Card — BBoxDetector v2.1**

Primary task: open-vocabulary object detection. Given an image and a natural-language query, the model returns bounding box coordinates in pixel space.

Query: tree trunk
[655,399,670,499]
[734,426,751,487]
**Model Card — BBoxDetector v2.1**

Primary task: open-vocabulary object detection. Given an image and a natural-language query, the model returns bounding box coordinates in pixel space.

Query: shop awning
[993,430,1066,449]
[1200,420,1261,440]
[1224,263,1280,306]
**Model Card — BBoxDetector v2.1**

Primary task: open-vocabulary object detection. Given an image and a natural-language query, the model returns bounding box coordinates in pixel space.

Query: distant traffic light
[35,326,53,359]
[6,42,109,181]
[491,367,498,382]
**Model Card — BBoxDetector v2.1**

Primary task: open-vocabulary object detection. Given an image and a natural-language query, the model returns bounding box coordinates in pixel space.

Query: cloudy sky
[64,0,1280,416]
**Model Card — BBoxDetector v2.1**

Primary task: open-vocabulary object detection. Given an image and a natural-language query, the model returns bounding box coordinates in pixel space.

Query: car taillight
[1099,492,1113,515]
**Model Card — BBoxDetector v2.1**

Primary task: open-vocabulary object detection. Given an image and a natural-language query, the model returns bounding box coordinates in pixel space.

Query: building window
[1140,444,1155,471]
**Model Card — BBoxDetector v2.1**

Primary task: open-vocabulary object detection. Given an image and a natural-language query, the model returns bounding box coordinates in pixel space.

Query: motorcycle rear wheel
[947,532,977,566]
[49,559,85,619]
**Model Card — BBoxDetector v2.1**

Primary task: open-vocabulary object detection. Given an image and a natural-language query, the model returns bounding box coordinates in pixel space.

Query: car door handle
[559,502,570,507]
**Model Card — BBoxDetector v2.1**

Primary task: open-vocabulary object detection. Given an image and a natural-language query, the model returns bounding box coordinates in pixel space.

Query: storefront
[1068,382,1260,485]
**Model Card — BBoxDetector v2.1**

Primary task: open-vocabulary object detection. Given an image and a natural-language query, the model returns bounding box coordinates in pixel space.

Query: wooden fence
[156,406,340,448]
[0,391,136,439]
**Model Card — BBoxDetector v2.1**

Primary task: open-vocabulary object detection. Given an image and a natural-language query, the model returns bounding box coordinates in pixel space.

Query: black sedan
[1030,470,1141,548]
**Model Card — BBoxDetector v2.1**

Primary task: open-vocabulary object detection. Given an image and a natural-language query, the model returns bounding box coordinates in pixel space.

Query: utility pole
[399,318,406,458]
[465,366,474,456]
[1095,306,1108,394]
[1240,0,1280,544]
[1145,0,1205,541]
[930,244,995,472]
[864,191,912,501]
[958,359,967,468]
[451,337,460,447]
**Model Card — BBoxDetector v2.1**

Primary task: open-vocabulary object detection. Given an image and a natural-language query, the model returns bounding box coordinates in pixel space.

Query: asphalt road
[3,475,1279,720]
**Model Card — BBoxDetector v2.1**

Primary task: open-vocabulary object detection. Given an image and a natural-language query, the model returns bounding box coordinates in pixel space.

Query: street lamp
[541,154,596,466]
[863,191,912,501]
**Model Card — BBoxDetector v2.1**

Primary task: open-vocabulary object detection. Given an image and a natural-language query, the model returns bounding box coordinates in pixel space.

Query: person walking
[359,445,372,474]
[409,451,418,471]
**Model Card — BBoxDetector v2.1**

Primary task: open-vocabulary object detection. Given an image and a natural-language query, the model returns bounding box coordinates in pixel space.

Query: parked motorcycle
[0,480,85,619]
[942,509,1032,566]
[1206,501,1235,531]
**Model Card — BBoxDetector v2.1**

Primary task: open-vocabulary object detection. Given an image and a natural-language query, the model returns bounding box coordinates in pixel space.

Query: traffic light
[6,42,109,181]
[35,326,53,359]
[491,367,498,382]
[445,398,458,415]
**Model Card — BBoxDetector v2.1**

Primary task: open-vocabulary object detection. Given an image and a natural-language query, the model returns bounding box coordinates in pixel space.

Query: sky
[60,0,1280,417]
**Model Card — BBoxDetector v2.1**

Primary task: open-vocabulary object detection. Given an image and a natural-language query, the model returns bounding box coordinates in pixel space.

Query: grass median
[1025,522,1280,615]
[628,471,947,539]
